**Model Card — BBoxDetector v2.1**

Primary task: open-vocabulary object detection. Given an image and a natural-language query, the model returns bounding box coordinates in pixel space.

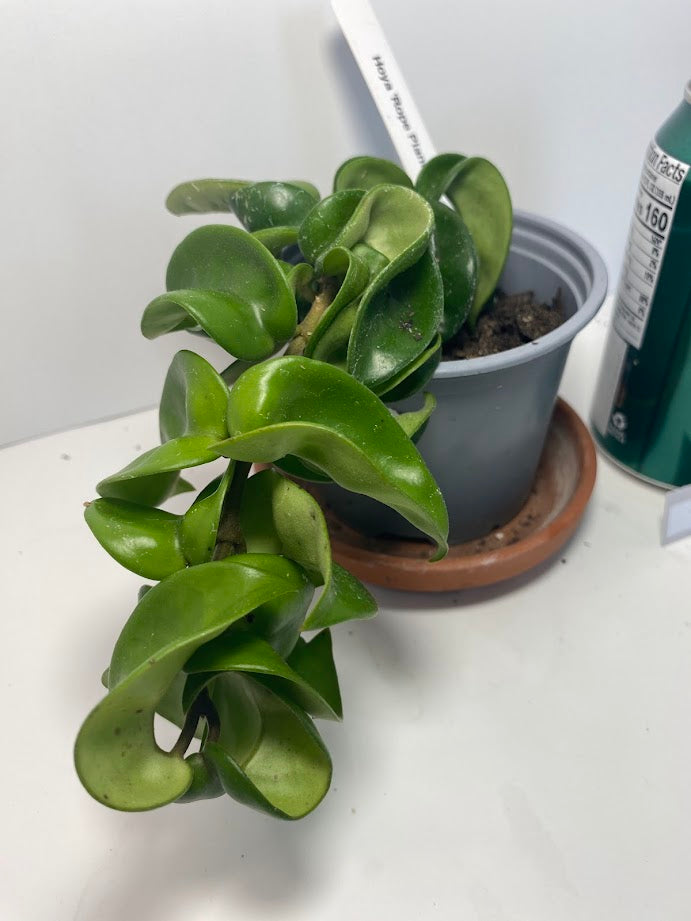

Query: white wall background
[1,0,689,445]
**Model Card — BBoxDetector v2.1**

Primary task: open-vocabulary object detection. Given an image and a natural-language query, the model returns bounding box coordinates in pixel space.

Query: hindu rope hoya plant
[75,153,512,818]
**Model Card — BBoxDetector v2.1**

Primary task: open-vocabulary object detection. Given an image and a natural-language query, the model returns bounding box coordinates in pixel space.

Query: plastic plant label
[331,0,437,178]
[661,484,691,545]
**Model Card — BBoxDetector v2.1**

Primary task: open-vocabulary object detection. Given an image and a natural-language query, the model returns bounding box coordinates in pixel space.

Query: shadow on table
[74,790,340,920]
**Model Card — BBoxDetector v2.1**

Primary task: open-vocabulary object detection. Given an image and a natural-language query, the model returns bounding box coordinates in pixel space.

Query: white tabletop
[3,300,690,921]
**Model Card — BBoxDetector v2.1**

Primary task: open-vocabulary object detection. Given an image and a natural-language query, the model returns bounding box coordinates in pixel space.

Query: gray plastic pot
[318,209,608,544]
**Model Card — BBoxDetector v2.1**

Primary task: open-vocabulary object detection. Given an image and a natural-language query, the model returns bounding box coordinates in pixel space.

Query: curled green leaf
[180,465,235,566]
[177,664,333,816]
[98,350,231,506]
[416,153,512,326]
[334,155,413,191]
[235,574,314,658]
[298,189,365,264]
[176,752,224,803]
[303,184,441,392]
[240,469,376,629]
[212,357,448,558]
[430,200,478,340]
[348,247,443,393]
[302,247,369,359]
[166,179,250,215]
[159,350,229,443]
[221,359,255,387]
[308,300,357,369]
[287,180,320,200]
[141,225,297,360]
[329,183,433,268]
[252,225,299,256]
[379,334,442,401]
[394,392,437,439]
[229,182,319,232]
[84,499,187,580]
[203,676,331,819]
[285,631,342,718]
[185,628,342,721]
[96,437,220,506]
[74,554,311,811]
[283,262,315,305]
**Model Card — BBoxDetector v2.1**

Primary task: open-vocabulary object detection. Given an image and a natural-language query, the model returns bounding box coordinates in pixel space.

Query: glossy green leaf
[415,153,468,202]
[74,554,311,811]
[334,155,413,191]
[142,291,282,359]
[179,630,342,814]
[202,676,331,819]
[177,666,332,814]
[252,225,299,256]
[212,357,448,558]
[274,399,437,476]
[176,752,224,803]
[84,499,187,580]
[186,671,259,763]
[351,241,389,277]
[446,159,511,325]
[141,226,297,360]
[221,359,255,387]
[229,182,318,232]
[180,465,234,566]
[416,153,512,325]
[287,180,320,200]
[348,247,443,393]
[303,184,441,392]
[304,189,441,381]
[298,189,365,264]
[173,477,196,496]
[159,350,229,443]
[166,179,250,215]
[284,262,314,304]
[154,670,189,730]
[94,469,182,509]
[380,335,442,401]
[97,436,220,505]
[303,247,369,359]
[329,183,433,268]
[394,392,437,439]
[185,628,341,720]
[285,631,342,719]
[271,455,334,484]
[430,200,478,339]
[240,469,376,628]
[236,571,314,658]
[97,350,228,507]
[308,300,357,368]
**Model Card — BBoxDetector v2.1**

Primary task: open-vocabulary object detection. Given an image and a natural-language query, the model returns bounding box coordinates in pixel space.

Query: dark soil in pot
[443,289,565,360]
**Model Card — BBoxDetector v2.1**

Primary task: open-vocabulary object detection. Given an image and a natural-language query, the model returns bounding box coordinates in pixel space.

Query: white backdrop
[2,0,689,445]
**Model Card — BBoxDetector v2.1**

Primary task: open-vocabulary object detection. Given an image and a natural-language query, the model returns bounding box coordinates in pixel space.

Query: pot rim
[434,209,608,379]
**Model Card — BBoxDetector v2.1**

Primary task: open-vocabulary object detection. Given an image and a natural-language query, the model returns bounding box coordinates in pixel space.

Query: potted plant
[75,157,455,818]
[295,156,608,555]
[75,151,605,818]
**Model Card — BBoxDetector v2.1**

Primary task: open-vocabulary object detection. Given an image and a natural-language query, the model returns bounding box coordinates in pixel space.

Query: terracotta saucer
[324,398,597,592]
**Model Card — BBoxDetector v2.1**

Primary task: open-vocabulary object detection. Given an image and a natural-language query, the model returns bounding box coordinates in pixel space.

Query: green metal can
[591,80,691,486]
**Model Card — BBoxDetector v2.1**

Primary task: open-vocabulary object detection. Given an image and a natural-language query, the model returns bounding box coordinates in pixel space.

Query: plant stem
[213,461,251,561]
[286,277,338,356]
[171,688,220,758]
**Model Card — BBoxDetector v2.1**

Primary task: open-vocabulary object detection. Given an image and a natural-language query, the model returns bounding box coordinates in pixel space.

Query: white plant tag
[331,0,437,178]
[661,484,691,545]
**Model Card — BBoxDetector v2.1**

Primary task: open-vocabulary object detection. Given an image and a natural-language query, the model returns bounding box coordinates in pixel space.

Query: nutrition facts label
[613,139,689,349]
